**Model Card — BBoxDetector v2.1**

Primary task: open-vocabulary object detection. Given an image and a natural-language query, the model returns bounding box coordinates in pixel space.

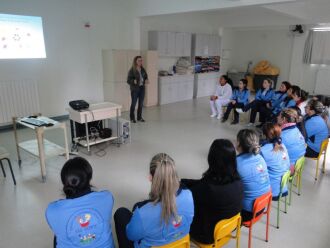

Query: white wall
[0,0,137,117]
[229,28,294,89]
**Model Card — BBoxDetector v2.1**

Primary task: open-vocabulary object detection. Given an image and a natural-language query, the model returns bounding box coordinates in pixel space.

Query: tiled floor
[0,97,329,247]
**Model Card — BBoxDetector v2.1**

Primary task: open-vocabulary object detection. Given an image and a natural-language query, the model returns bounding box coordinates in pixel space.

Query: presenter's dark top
[127,67,148,91]
[181,178,243,244]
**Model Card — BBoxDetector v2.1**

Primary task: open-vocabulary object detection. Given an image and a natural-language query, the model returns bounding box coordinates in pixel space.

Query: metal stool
[0,146,16,185]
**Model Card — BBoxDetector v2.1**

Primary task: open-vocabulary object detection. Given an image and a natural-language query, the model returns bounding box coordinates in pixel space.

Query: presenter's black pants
[130,86,145,121]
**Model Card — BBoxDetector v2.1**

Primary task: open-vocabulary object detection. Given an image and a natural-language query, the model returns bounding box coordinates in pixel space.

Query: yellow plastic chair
[289,156,306,205]
[311,139,328,181]
[152,234,190,248]
[193,213,241,248]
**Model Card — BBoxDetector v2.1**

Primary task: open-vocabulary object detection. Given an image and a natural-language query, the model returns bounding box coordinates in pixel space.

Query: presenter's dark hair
[240,79,248,90]
[61,157,93,199]
[203,139,240,184]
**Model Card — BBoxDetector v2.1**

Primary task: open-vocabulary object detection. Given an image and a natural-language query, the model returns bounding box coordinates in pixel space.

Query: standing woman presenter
[127,56,149,123]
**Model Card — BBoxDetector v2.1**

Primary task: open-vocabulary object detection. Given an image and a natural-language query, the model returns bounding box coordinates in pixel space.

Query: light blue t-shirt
[236,153,271,212]
[261,143,290,197]
[281,125,306,165]
[305,115,328,153]
[126,189,194,248]
[46,191,115,248]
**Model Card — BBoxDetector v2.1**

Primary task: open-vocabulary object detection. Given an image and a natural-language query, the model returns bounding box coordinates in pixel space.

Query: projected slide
[0,13,46,59]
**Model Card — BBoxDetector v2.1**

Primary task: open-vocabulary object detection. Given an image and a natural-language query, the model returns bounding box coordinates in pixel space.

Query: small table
[13,116,69,182]
[67,102,122,154]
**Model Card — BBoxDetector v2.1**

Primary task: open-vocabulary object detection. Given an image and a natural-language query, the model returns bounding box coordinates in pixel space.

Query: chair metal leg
[0,160,6,177]
[284,196,287,214]
[277,199,280,229]
[266,211,270,242]
[322,153,327,173]
[315,160,319,180]
[4,158,16,185]
[298,174,302,196]
[248,226,252,248]
[289,180,293,205]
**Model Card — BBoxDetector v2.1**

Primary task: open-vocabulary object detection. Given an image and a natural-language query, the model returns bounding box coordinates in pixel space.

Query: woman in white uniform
[210,75,233,120]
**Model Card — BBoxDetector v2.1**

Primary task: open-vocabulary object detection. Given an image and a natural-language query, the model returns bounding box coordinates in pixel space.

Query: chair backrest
[152,234,190,248]
[213,213,241,247]
[280,171,291,192]
[251,191,272,224]
[294,156,306,174]
[318,139,329,159]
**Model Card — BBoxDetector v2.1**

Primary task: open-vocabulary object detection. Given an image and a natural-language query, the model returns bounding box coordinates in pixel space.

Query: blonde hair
[149,153,180,224]
[280,108,299,123]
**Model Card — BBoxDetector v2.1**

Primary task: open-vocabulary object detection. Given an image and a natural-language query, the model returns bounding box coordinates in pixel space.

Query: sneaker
[246,122,254,127]
[210,113,217,118]
[231,120,239,125]
[221,117,227,123]
[236,108,244,114]
[217,114,221,120]
[138,118,145,122]
[131,119,136,123]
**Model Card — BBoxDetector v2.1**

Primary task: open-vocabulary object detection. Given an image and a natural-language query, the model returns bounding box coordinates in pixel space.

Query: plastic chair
[0,146,16,185]
[152,234,190,248]
[193,213,241,248]
[289,156,306,205]
[242,191,272,248]
[310,139,328,180]
[274,170,291,229]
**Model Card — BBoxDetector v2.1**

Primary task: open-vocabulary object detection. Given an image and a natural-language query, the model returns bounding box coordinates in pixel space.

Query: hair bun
[249,145,260,155]
[63,186,77,197]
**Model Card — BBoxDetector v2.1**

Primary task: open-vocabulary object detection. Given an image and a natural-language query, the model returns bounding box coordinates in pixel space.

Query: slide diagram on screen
[0,13,46,59]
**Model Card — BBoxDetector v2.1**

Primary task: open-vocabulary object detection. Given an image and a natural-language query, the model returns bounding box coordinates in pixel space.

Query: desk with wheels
[67,102,122,154]
[13,116,70,182]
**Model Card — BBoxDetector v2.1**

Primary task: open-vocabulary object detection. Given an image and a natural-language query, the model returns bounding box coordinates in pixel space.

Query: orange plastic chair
[311,139,328,181]
[152,234,190,248]
[193,213,242,248]
[242,191,272,248]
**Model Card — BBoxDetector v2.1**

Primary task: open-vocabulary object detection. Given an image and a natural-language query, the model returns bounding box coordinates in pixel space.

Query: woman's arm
[126,210,145,241]
[127,68,136,85]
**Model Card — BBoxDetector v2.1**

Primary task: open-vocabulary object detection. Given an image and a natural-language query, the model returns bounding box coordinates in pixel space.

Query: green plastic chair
[289,156,306,205]
[275,170,291,229]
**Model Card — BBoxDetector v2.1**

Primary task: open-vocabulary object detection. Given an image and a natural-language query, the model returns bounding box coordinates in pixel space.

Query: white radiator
[0,80,40,125]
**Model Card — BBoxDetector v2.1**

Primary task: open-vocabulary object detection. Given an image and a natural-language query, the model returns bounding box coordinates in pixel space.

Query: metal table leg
[12,117,22,167]
[84,114,91,155]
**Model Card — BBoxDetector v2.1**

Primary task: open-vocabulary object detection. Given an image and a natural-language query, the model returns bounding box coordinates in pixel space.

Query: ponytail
[149,153,180,224]
[237,129,260,155]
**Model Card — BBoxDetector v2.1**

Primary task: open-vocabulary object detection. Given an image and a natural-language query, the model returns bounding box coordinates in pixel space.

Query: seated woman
[222,79,250,124]
[236,129,271,222]
[257,81,291,127]
[210,75,233,120]
[260,123,290,199]
[45,157,115,248]
[181,139,243,244]
[292,88,309,116]
[114,153,194,248]
[304,100,329,158]
[277,108,306,171]
[237,78,274,126]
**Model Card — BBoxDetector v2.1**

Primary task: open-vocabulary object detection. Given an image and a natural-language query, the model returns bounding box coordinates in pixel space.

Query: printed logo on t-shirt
[281,152,287,160]
[256,163,269,183]
[67,209,104,246]
[172,215,182,228]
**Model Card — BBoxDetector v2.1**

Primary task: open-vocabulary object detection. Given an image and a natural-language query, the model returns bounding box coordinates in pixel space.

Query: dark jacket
[181,178,243,244]
[127,67,148,91]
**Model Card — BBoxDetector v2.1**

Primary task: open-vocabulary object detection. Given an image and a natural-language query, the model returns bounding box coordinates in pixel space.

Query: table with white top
[13,116,70,182]
[67,102,122,154]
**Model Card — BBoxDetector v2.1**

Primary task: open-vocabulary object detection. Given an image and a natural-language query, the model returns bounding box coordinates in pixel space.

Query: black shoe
[137,118,145,122]
[221,117,227,123]
[131,119,136,123]
[231,120,239,125]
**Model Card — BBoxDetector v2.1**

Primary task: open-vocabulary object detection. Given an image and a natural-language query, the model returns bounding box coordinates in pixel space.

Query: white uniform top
[215,83,232,100]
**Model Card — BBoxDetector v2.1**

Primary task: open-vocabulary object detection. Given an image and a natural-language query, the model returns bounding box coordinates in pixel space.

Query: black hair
[314,95,330,107]
[281,81,291,91]
[61,157,93,199]
[264,78,273,88]
[293,87,309,101]
[222,75,233,88]
[240,78,248,90]
[237,129,260,155]
[203,139,240,184]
